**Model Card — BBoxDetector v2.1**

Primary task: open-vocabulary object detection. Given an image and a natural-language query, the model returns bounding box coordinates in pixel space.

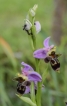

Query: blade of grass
[0,37,17,68]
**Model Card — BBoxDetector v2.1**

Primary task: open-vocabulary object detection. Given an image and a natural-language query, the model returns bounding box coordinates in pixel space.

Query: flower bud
[34,21,41,33]
[32,4,38,12]
[23,19,32,30]
[29,9,35,17]
[29,4,38,17]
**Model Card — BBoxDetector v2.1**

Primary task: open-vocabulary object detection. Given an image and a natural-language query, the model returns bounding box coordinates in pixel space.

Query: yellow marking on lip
[17,73,28,80]
[56,68,60,73]
[48,46,56,55]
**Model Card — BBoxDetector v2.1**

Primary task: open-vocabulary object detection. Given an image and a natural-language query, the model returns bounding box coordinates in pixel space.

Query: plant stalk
[35,59,41,106]
[30,16,41,106]
[30,82,36,103]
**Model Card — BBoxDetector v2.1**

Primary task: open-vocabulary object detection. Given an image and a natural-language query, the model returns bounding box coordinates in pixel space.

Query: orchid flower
[15,73,41,95]
[33,37,55,59]
[14,62,42,94]
[21,62,42,82]
[23,19,41,35]
[23,19,32,31]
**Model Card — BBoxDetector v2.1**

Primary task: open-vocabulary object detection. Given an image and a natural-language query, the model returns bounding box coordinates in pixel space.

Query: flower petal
[43,36,50,48]
[21,62,34,72]
[34,21,41,34]
[24,86,30,94]
[33,48,47,59]
[28,71,42,82]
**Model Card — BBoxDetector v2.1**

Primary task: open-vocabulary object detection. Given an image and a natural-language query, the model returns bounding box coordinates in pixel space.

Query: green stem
[30,35,36,104]
[30,82,36,103]
[30,17,36,104]
[37,82,41,106]
[30,16,41,106]
[35,60,41,106]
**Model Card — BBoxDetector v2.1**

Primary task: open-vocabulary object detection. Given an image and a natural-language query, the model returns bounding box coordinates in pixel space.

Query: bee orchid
[33,37,55,59]
[21,62,42,82]
[14,62,42,94]
[33,37,61,71]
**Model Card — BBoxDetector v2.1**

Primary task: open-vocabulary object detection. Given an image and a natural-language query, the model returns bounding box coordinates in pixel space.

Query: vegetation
[0,0,67,106]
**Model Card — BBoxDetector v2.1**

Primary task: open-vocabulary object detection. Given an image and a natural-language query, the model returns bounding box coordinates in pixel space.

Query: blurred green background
[0,0,67,106]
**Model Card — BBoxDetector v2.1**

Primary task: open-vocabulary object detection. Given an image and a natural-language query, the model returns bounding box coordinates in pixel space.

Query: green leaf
[0,81,12,106]
[16,94,37,106]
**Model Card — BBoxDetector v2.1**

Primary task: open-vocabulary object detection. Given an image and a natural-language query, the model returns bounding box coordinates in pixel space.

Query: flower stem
[30,82,36,103]
[37,82,41,106]
[31,25,41,106]
[35,59,41,106]
[30,17,36,104]
[30,16,41,106]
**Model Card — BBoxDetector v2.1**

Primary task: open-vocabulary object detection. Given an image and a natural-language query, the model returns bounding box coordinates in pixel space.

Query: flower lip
[17,82,26,94]
[14,76,25,83]
[24,86,30,94]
